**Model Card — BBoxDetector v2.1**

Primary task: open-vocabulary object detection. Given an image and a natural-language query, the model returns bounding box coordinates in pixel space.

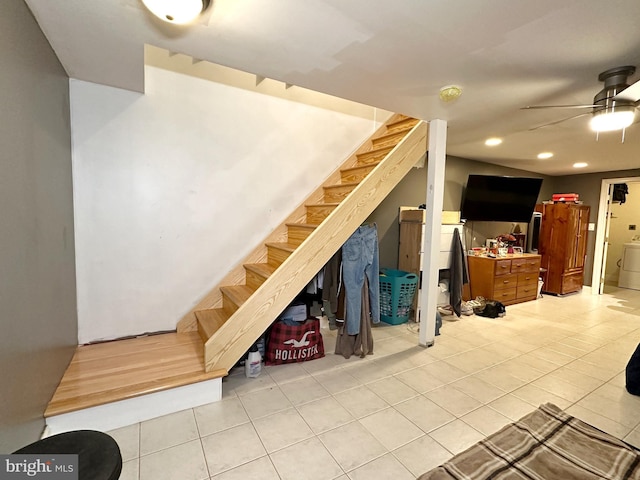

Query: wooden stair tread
[387,117,419,131]
[357,145,394,160]
[305,202,340,207]
[220,284,255,305]
[244,262,277,278]
[341,163,379,174]
[195,308,229,340]
[324,182,360,190]
[285,222,319,228]
[45,332,226,417]
[373,130,407,144]
[265,241,299,252]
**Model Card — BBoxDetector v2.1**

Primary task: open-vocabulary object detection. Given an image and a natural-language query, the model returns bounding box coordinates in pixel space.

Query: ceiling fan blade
[528,111,593,131]
[614,79,640,102]
[521,104,598,110]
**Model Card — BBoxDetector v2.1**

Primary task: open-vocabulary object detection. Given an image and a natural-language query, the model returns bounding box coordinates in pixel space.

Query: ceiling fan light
[141,0,209,24]
[589,109,635,132]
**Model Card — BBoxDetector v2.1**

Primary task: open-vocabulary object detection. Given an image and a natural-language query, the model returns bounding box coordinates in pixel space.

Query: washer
[618,242,640,290]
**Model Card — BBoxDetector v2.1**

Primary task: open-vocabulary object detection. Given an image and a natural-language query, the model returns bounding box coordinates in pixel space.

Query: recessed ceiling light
[485,138,502,146]
[573,162,588,169]
[537,152,553,159]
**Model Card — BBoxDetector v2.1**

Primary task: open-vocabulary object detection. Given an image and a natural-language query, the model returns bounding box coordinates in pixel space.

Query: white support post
[419,119,447,347]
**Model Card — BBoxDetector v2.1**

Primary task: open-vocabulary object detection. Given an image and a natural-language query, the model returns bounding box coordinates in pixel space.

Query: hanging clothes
[320,250,342,330]
[341,224,380,335]
[612,183,629,204]
[449,227,469,317]
[334,276,374,359]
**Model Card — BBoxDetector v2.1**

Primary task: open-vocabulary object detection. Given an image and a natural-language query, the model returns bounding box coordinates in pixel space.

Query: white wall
[71,66,386,343]
[605,182,640,285]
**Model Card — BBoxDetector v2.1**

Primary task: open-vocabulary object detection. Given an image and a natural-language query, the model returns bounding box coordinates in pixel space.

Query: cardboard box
[399,207,462,225]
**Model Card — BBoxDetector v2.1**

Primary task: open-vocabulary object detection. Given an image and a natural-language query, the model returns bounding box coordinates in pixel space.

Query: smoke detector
[439,85,463,102]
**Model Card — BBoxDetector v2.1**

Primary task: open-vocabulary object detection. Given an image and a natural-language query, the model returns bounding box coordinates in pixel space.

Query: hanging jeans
[342,224,380,335]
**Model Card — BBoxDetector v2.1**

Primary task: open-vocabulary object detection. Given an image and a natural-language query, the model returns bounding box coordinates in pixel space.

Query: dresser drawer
[512,257,541,273]
[493,287,517,302]
[517,272,538,286]
[494,273,517,290]
[517,284,538,299]
[495,259,512,276]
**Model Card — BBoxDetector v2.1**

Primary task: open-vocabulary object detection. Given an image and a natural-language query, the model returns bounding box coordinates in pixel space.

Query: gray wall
[369,155,553,269]
[0,0,77,452]
[370,150,640,289]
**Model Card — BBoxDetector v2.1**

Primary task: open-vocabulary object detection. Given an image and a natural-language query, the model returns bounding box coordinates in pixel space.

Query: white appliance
[618,237,640,290]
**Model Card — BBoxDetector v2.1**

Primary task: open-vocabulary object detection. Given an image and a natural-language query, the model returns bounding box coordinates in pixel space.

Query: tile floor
[110,287,640,479]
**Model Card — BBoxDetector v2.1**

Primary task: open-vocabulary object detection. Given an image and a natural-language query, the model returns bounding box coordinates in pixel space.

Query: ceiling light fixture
[573,162,588,169]
[141,0,211,24]
[537,152,553,159]
[589,68,636,132]
[439,85,463,102]
[589,106,635,132]
[485,137,502,146]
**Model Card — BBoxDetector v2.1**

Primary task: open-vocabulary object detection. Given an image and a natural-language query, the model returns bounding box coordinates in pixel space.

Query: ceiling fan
[523,65,640,132]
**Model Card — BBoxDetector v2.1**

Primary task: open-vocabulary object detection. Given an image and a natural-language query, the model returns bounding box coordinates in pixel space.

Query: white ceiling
[25,0,640,176]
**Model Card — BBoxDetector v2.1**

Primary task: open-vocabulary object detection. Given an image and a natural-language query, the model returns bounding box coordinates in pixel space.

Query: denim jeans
[341,224,380,335]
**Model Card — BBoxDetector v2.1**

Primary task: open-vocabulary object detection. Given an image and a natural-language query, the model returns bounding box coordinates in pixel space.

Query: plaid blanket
[419,403,640,479]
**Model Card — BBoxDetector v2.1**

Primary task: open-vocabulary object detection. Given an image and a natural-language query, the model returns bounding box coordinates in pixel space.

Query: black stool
[14,430,122,480]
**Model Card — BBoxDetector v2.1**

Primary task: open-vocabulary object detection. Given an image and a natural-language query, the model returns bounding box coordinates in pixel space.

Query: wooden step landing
[45,332,226,417]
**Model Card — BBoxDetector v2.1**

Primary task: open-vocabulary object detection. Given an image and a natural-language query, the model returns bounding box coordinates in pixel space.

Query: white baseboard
[45,378,222,436]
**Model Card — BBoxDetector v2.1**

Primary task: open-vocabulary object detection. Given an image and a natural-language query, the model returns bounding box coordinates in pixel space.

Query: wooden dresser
[536,203,590,295]
[467,254,541,305]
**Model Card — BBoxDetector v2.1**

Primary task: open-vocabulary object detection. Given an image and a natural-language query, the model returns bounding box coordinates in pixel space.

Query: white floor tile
[279,375,331,406]
[119,459,139,480]
[239,386,292,419]
[366,376,420,405]
[296,395,355,434]
[107,423,139,462]
[392,435,452,477]
[460,406,512,436]
[318,421,387,472]
[139,409,199,456]
[429,419,485,455]
[394,395,456,433]
[139,439,208,480]
[359,407,425,450]
[269,437,344,480]
[210,456,280,480]
[449,376,506,404]
[252,408,314,453]
[113,288,640,479]
[347,454,414,480]
[333,385,389,418]
[424,384,483,417]
[194,397,250,437]
[200,423,266,476]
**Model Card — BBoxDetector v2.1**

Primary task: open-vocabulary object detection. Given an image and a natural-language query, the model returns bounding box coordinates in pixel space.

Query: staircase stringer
[204,121,428,372]
[177,114,400,332]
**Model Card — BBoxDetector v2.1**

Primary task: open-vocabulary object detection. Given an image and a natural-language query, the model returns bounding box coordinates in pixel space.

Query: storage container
[379,268,419,325]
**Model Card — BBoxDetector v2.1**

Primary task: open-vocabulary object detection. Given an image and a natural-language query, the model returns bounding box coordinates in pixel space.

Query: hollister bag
[265,317,325,366]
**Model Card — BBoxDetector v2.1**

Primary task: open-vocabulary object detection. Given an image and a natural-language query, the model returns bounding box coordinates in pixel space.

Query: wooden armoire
[536,203,590,295]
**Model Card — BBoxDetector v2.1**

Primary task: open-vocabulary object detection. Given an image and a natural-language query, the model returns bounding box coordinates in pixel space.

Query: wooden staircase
[178,114,428,373]
[43,114,427,434]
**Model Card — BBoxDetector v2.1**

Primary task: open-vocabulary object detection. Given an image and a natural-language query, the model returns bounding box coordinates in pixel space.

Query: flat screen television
[460,175,543,223]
